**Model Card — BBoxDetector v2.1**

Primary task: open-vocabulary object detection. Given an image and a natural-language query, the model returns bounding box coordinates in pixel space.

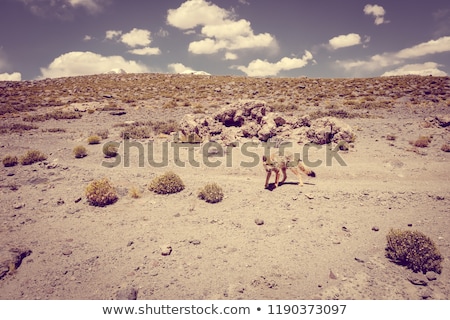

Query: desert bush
[148,171,185,194]
[20,150,47,165]
[102,142,119,158]
[385,229,443,274]
[198,182,224,203]
[2,155,18,167]
[120,126,152,139]
[85,178,118,206]
[440,143,450,152]
[153,120,179,135]
[129,186,142,199]
[411,135,432,148]
[87,135,101,145]
[96,129,109,139]
[73,145,88,158]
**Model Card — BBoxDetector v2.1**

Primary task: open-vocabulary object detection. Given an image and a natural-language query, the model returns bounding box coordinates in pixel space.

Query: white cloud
[83,35,93,41]
[337,36,450,74]
[329,33,362,50]
[167,0,277,55]
[0,72,22,81]
[168,63,193,73]
[224,52,238,60]
[364,4,388,25]
[18,0,108,18]
[128,47,161,56]
[39,51,149,78]
[120,28,152,48]
[236,51,313,76]
[105,30,122,40]
[382,62,447,77]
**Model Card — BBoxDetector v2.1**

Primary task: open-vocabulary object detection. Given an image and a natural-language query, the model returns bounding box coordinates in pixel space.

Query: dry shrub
[85,178,118,207]
[198,182,224,203]
[102,142,119,158]
[386,229,443,274]
[148,171,185,194]
[440,143,450,152]
[20,150,47,165]
[411,135,432,148]
[129,186,142,199]
[2,155,18,167]
[73,145,88,158]
[87,135,101,144]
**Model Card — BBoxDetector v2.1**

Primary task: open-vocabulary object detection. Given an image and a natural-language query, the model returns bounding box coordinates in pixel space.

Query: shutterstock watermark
[101,135,348,169]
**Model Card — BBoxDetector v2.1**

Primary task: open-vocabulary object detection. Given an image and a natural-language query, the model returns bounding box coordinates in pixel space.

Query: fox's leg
[290,168,304,186]
[274,170,280,188]
[265,170,271,188]
[280,167,287,184]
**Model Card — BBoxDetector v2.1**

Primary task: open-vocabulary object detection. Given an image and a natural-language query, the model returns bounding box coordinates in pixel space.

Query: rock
[254,218,264,226]
[426,271,438,281]
[305,193,314,200]
[354,257,365,263]
[161,245,172,256]
[407,274,428,286]
[372,226,379,232]
[435,115,450,127]
[13,202,25,209]
[306,117,355,145]
[110,111,127,116]
[189,240,201,245]
[0,247,32,279]
[62,249,72,256]
[329,270,337,280]
[116,287,138,300]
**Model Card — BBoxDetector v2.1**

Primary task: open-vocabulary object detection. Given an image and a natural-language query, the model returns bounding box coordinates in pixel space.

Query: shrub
[148,171,185,194]
[20,150,47,165]
[87,135,101,145]
[441,143,450,152]
[129,186,142,199]
[102,142,119,158]
[73,145,88,158]
[85,178,118,207]
[385,229,443,274]
[198,182,224,203]
[411,135,432,148]
[2,155,18,167]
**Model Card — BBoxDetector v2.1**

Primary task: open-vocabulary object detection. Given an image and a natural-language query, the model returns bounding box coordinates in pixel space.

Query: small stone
[116,287,138,300]
[329,270,337,280]
[254,218,264,226]
[305,193,314,200]
[189,240,201,245]
[407,223,413,227]
[74,197,82,203]
[127,241,134,247]
[13,202,25,209]
[57,199,65,206]
[372,226,379,232]
[426,271,438,281]
[161,245,172,256]
[407,275,428,286]
[62,249,72,256]
[354,257,365,263]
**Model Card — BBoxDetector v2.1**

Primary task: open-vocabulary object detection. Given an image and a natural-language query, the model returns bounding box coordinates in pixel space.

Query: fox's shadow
[265,181,315,191]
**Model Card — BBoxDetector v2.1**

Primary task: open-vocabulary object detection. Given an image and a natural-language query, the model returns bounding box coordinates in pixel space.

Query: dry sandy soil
[0,74,449,300]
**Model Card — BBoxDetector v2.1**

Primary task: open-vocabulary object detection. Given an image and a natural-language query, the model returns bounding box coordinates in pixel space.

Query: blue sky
[0,0,449,80]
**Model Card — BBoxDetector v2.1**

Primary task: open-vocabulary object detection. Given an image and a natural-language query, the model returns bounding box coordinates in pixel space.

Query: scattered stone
[426,271,438,281]
[372,226,379,232]
[329,270,337,280]
[127,241,134,247]
[57,198,65,206]
[62,249,72,256]
[74,197,82,203]
[421,289,433,300]
[116,287,138,300]
[161,245,172,256]
[13,202,25,209]
[407,223,413,227]
[305,193,314,200]
[342,226,350,232]
[407,274,428,286]
[354,257,365,263]
[110,111,127,116]
[189,240,201,245]
[254,218,264,226]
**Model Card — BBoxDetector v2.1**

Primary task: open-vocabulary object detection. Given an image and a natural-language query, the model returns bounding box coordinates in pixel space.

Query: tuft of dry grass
[129,186,142,199]
[441,143,450,152]
[20,150,47,165]
[73,145,88,158]
[87,135,101,145]
[410,135,432,148]
[2,155,18,167]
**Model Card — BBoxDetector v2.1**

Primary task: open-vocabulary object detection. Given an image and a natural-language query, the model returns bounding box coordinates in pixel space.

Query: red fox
[262,151,316,189]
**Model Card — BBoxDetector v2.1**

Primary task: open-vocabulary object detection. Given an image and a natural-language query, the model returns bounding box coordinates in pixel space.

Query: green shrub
[73,145,88,158]
[148,171,185,194]
[198,182,224,203]
[85,178,118,207]
[87,135,101,144]
[385,229,443,274]
[2,155,18,167]
[20,150,47,165]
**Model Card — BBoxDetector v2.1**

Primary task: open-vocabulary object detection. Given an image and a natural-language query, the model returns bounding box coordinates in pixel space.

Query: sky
[0,0,449,81]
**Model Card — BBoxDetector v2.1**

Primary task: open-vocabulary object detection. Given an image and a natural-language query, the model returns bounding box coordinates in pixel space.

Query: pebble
[407,275,428,286]
[372,226,379,232]
[189,240,201,245]
[13,202,25,209]
[62,249,72,256]
[161,245,172,256]
[116,287,138,300]
[426,271,438,281]
[254,218,264,226]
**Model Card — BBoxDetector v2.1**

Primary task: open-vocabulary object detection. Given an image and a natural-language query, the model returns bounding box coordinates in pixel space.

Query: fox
[262,151,316,189]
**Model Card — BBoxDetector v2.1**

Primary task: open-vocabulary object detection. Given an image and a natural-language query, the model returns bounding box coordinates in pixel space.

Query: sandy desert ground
[0,73,449,300]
